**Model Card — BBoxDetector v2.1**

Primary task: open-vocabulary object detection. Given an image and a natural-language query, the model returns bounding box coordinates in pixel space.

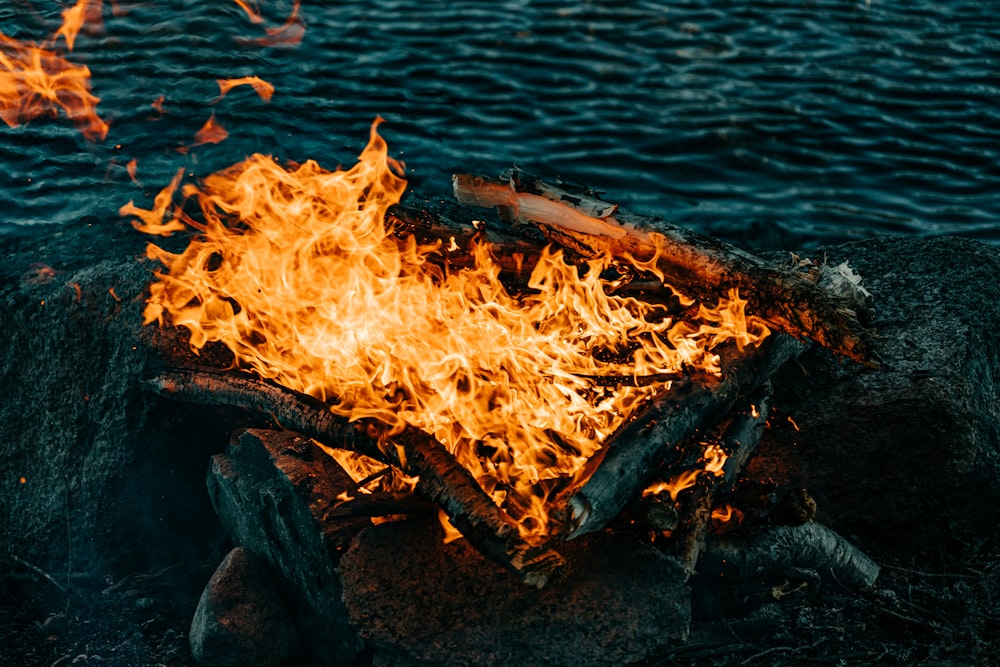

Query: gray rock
[340,516,691,666]
[752,236,1000,555]
[190,547,298,667]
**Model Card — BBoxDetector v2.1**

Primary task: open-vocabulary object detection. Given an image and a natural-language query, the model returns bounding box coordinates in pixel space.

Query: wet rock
[190,547,298,667]
[754,236,1000,556]
[207,429,364,665]
[340,516,691,666]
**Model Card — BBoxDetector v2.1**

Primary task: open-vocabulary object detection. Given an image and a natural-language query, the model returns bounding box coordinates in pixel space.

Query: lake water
[1,0,998,249]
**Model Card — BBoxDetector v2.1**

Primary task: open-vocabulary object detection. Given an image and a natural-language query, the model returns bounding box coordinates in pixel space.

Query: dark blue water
[2,0,998,248]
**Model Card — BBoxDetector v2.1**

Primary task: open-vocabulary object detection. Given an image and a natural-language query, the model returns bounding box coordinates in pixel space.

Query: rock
[207,429,365,666]
[0,224,235,577]
[753,236,1000,556]
[190,547,298,667]
[340,516,691,666]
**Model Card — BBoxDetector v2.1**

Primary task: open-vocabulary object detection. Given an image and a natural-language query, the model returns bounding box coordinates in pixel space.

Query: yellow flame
[126,119,767,544]
[0,31,108,140]
[216,76,274,102]
[53,0,103,52]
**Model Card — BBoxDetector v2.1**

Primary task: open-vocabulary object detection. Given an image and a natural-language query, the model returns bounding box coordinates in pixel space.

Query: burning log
[147,366,566,587]
[453,171,875,365]
[556,334,809,539]
[675,384,774,576]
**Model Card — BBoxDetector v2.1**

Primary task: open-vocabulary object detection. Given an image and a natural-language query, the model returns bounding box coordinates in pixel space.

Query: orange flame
[216,76,274,102]
[232,0,264,24]
[642,442,730,501]
[250,0,304,47]
[0,32,108,140]
[53,0,103,52]
[711,504,743,525]
[179,113,229,153]
[126,120,767,543]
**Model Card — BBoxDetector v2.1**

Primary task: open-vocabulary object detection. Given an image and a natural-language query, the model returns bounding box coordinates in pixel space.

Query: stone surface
[0,226,236,577]
[340,516,691,667]
[753,236,1000,556]
[190,547,298,667]
[207,429,364,666]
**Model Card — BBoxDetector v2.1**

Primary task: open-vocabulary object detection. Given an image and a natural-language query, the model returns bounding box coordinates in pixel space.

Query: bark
[453,171,874,365]
[698,522,881,592]
[147,367,565,587]
[675,384,773,575]
[555,335,808,539]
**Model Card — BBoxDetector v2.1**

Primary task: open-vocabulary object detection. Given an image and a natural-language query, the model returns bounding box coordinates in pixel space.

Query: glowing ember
[216,76,274,102]
[0,31,108,140]
[125,120,767,543]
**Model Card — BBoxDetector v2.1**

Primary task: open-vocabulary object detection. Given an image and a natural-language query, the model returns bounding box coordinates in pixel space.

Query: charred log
[675,384,773,575]
[555,334,809,539]
[453,171,874,364]
[147,367,565,587]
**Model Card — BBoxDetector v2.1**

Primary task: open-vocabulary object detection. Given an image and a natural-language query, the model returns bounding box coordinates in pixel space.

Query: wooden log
[698,521,881,592]
[146,367,566,587]
[452,171,874,365]
[554,334,809,539]
[675,384,773,576]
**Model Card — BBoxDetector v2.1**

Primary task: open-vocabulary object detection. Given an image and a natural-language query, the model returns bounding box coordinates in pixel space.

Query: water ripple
[0,0,997,248]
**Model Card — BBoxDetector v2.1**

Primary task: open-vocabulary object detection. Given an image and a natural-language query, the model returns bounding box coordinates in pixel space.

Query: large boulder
[753,235,1000,556]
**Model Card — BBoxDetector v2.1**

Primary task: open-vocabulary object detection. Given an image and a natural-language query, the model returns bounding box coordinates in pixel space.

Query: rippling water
[2,0,998,247]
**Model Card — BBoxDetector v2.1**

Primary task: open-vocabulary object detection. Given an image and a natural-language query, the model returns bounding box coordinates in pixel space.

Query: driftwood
[147,367,565,587]
[453,171,874,365]
[698,521,881,593]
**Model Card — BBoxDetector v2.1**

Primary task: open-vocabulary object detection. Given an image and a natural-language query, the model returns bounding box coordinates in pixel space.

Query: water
[2,0,998,248]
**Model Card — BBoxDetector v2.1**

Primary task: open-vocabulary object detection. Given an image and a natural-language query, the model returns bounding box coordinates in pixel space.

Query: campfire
[116,120,880,663]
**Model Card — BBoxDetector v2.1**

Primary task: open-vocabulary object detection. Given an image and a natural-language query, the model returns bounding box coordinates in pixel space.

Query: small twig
[740,637,826,666]
[7,553,78,599]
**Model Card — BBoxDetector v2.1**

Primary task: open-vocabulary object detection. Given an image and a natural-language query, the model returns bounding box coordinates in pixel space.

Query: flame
[126,158,139,184]
[53,0,103,52]
[0,32,108,140]
[642,442,729,501]
[642,470,700,502]
[182,113,229,151]
[216,76,274,102]
[232,0,265,24]
[711,504,743,527]
[127,119,767,543]
[250,0,305,47]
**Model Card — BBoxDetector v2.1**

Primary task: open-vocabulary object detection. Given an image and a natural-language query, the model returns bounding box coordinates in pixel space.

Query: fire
[53,0,103,52]
[232,0,265,24]
[126,119,767,543]
[216,76,274,102]
[642,441,729,501]
[0,31,108,140]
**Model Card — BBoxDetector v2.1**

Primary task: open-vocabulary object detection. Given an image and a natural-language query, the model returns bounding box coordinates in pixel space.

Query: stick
[555,334,807,539]
[676,384,773,576]
[146,367,565,587]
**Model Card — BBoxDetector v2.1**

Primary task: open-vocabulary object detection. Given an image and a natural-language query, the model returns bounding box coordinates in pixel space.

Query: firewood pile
[147,171,886,666]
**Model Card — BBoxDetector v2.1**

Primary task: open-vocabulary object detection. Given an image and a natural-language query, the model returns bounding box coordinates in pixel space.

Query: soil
[3,537,998,666]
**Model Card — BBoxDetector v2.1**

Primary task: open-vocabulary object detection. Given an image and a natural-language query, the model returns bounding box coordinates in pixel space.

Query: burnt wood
[147,367,566,587]
[553,334,809,539]
[453,171,874,365]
